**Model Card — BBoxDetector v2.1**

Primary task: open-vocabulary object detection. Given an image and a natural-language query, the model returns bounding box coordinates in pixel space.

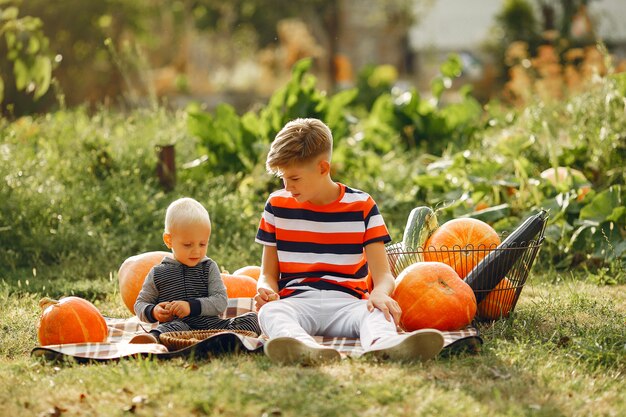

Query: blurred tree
[486,0,599,89]
[19,0,157,110]
[182,0,418,89]
[4,0,421,113]
[0,0,56,116]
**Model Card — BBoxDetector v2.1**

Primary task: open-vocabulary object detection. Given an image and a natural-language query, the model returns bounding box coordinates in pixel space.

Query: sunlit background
[2,0,625,116]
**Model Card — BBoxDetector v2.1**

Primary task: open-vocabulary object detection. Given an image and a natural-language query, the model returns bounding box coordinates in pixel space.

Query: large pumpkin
[118,251,170,313]
[232,265,261,281]
[477,277,517,320]
[221,273,257,298]
[393,262,476,331]
[424,218,501,279]
[38,297,108,345]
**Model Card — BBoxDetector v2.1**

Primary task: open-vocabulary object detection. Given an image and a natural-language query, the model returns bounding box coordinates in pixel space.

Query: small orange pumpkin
[232,265,261,281]
[118,251,170,313]
[474,201,490,212]
[221,273,257,298]
[477,277,517,320]
[393,262,477,331]
[38,297,108,345]
[424,218,501,279]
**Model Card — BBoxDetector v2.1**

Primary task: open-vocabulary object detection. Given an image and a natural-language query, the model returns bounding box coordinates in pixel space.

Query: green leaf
[27,35,40,54]
[13,58,29,90]
[579,186,623,223]
[1,6,19,21]
[326,88,357,132]
[5,31,16,50]
[606,206,626,223]
[440,54,463,78]
[430,77,445,100]
[33,55,52,99]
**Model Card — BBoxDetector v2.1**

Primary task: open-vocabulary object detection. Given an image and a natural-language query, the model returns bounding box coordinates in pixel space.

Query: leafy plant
[0,0,55,114]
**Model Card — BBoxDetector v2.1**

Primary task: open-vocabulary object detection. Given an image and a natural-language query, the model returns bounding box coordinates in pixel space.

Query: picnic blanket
[31,298,482,362]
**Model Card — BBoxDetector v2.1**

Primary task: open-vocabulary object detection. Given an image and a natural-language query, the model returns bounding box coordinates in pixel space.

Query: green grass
[1,274,624,417]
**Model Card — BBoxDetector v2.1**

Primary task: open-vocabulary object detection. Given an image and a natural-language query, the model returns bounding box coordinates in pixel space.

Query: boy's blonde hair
[266,118,333,174]
[164,197,211,233]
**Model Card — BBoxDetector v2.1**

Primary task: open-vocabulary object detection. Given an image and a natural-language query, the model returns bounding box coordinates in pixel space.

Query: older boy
[254,118,444,364]
[131,197,260,344]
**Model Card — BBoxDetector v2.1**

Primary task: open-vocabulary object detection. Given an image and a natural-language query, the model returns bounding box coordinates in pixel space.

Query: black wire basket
[386,211,548,321]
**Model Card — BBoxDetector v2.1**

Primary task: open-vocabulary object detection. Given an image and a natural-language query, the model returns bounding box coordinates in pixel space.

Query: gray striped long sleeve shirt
[134,256,228,323]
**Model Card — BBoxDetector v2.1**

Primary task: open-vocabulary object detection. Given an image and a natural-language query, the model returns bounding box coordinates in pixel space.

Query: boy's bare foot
[129,333,159,344]
[264,337,340,365]
[363,329,444,362]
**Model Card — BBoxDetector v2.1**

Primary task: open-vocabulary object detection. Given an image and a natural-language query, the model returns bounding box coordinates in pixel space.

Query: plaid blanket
[31,298,482,362]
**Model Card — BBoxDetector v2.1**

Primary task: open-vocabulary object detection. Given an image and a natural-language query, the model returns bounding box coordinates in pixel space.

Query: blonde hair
[266,118,333,174]
[164,197,211,233]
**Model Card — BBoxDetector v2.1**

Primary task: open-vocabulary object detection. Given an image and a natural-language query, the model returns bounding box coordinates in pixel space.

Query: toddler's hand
[153,302,173,322]
[255,287,280,311]
[168,300,191,318]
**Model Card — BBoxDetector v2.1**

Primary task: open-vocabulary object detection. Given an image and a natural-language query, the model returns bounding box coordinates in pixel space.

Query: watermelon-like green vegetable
[388,207,438,275]
[402,206,438,250]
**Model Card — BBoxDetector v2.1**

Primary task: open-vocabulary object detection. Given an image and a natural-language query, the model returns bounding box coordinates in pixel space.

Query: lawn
[1,273,624,417]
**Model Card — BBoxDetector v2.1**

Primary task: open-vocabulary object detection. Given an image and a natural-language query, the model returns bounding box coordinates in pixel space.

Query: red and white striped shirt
[255,183,391,299]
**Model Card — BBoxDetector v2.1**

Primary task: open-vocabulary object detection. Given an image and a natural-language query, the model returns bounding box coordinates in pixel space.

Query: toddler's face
[165,223,211,267]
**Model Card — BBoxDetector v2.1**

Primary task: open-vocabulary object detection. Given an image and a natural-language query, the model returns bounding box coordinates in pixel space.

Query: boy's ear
[163,232,172,248]
[319,159,331,175]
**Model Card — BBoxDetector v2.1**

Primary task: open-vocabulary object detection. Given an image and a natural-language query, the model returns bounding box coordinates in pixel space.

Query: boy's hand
[255,287,280,311]
[367,291,402,324]
[153,302,173,322]
[168,300,191,318]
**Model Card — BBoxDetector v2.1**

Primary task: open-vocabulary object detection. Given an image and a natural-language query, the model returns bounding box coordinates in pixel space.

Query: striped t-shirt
[255,183,391,299]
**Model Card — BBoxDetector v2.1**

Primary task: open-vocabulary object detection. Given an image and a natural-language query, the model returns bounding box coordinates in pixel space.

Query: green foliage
[1,53,624,284]
[495,0,539,43]
[188,58,358,176]
[0,0,55,112]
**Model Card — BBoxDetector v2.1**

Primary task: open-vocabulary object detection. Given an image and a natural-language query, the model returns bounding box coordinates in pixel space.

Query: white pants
[258,290,399,350]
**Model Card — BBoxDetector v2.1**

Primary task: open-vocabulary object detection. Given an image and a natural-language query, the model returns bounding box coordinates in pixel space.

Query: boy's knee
[258,301,285,324]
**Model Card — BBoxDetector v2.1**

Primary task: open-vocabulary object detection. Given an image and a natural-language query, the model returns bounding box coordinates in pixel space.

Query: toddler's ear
[163,232,172,248]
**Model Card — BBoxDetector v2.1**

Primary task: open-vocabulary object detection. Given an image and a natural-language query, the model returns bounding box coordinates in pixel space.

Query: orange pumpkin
[393,262,477,331]
[221,273,257,298]
[424,218,501,279]
[38,297,108,345]
[118,251,170,313]
[477,277,517,320]
[232,265,261,281]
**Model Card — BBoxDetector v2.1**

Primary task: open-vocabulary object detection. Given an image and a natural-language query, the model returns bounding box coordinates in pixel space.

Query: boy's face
[163,223,211,267]
[278,158,328,204]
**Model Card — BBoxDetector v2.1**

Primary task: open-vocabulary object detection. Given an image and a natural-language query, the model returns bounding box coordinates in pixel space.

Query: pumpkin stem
[39,297,59,310]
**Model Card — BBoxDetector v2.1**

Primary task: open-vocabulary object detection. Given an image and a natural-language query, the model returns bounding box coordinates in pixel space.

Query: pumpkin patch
[424,218,501,279]
[392,262,477,331]
[38,297,108,345]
